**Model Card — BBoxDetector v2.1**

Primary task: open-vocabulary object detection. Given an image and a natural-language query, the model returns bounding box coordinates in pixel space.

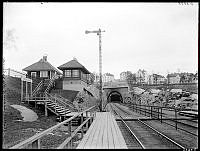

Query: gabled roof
[58,59,90,74]
[23,58,62,74]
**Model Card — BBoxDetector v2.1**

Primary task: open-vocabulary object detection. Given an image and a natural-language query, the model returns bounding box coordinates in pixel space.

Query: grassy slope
[3,76,58,148]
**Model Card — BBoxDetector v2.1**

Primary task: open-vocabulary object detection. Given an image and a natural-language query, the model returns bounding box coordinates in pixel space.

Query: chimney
[43,55,47,62]
[73,57,77,61]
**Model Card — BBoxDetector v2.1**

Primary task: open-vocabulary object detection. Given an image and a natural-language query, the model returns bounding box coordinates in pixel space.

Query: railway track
[121,103,198,136]
[108,103,185,149]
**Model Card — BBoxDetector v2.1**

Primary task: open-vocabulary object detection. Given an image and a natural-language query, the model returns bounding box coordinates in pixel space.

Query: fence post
[157,107,159,120]
[45,94,48,117]
[144,105,146,116]
[68,121,72,148]
[151,106,152,118]
[31,139,40,149]
[161,107,162,123]
[86,111,89,130]
[81,113,84,138]
[175,108,177,130]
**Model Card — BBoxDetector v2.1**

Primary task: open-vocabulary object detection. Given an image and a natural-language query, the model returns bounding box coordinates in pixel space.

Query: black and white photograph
[3,2,198,149]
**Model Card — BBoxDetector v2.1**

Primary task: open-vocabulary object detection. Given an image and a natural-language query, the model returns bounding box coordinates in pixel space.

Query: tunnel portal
[108,91,123,103]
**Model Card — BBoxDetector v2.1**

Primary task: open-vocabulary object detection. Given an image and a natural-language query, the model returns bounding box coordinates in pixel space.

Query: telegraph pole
[85,28,105,112]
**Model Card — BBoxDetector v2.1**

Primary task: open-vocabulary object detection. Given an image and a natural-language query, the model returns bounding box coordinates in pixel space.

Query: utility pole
[85,28,105,112]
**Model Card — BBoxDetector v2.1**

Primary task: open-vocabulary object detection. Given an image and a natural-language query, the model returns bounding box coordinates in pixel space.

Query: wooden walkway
[77,112,127,149]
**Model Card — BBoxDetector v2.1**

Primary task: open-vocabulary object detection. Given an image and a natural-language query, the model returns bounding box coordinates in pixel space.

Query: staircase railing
[32,80,43,96]
[44,74,58,94]
[45,93,77,111]
[55,94,77,110]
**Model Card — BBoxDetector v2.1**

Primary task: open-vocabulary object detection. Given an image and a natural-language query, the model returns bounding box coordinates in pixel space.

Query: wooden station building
[23,55,62,81]
[58,58,95,91]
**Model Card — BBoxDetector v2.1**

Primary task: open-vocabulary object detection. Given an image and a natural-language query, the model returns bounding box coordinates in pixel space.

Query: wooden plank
[110,113,127,149]
[102,112,108,149]
[109,113,121,149]
[77,113,101,149]
[84,113,102,149]
[90,113,103,149]
[95,112,106,149]
[107,113,115,149]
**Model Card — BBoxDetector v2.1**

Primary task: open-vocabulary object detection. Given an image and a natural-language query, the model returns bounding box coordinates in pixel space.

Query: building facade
[167,73,181,84]
[136,69,149,84]
[102,73,115,83]
[148,74,167,84]
[120,71,132,81]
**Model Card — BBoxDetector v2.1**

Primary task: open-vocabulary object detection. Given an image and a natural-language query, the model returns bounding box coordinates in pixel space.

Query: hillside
[3,76,58,148]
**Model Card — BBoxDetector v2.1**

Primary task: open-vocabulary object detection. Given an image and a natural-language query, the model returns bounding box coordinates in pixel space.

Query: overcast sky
[3,2,198,79]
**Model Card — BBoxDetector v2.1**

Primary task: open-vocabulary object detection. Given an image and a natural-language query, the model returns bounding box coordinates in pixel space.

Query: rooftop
[58,58,90,74]
[23,56,62,74]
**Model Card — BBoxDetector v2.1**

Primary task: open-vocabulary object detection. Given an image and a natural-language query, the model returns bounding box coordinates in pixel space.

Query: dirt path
[10,105,38,121]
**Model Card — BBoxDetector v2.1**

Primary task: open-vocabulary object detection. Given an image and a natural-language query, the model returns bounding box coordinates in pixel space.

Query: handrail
[44,74,58,94]
[32,80,43,96]
[56,94,76,109]
[10,105,97,149]
[46,93,77,110]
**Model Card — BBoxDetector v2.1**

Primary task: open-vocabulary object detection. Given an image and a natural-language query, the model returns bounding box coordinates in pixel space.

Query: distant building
[93,72,100,83]
[23,55,62,80]
[148,74,167,84]
[120,71,132,81]
[167,73,181,84]
[136,69,148,84]
[58,58,94,91]
[102,73,115,83]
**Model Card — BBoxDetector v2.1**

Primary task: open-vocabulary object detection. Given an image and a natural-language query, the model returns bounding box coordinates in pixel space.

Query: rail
[54,94,77,110]
[32,80,43,96]
[45,93,77,111]
[44,74,58,94]
[124,103,198,136]
[110,103,185,149]
[10,105,97,149]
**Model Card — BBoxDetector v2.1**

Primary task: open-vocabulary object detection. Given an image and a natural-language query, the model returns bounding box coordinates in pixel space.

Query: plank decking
[77,112,127,149]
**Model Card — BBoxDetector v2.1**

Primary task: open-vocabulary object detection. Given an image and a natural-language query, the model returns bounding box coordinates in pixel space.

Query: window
[65,70,71,77]
[31,72,37,78]
[40,71,48,77]
[72,70,79,77]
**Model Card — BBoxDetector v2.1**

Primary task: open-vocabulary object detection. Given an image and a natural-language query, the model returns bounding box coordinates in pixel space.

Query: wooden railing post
[81,113,84,139]
[175,108,177,130]
[31,139,40,149]
[151,106,152,118]
[68,121,72,148]
[161,107,162,123]
[86,111,89,130]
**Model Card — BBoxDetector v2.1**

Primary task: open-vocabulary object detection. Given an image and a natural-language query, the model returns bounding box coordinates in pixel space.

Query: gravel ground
[143,120,198,149]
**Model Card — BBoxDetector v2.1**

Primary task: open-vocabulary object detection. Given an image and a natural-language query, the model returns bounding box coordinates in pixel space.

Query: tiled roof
[23,59,62,74]
[58,59,90,74]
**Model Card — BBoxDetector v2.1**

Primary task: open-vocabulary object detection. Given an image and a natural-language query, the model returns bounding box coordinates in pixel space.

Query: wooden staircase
[27,75,78,121]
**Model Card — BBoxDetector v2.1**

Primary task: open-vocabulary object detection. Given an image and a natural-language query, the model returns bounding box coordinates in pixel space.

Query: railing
[32,80,43,96]
[55,94,77,110]
[10,105,97,149]
[124,103,198,135]
[44,74,58,94]
[45,93,77,111]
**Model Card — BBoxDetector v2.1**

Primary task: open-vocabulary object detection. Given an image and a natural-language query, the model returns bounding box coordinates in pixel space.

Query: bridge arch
[107,91,123,103]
